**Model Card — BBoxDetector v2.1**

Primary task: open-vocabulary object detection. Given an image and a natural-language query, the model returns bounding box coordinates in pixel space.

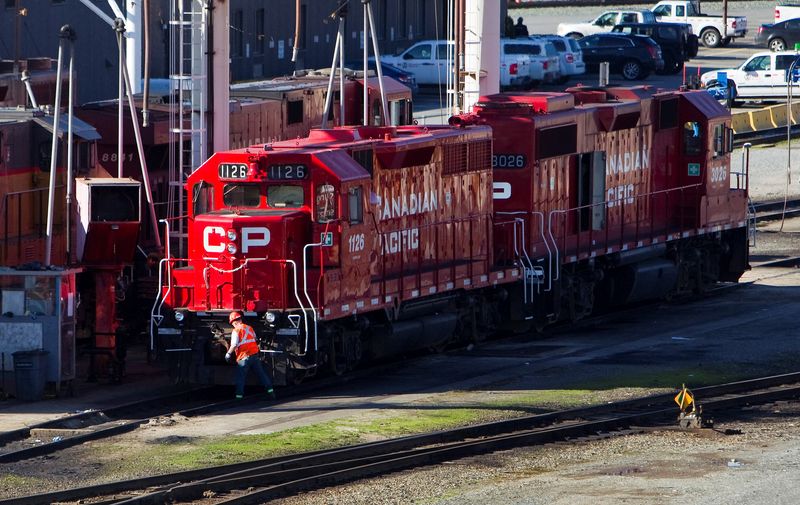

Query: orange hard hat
[229,311,243,324]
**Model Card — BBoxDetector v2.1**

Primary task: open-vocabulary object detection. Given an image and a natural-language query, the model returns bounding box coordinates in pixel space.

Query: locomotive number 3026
[492,154,527,169]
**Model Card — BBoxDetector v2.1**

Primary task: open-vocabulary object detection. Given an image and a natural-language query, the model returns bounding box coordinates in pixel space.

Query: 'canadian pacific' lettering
[377,190,439,222]
[608,144,649,175]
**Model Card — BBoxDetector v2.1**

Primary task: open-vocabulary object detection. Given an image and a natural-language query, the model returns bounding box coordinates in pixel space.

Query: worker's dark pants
[235,354,273,397]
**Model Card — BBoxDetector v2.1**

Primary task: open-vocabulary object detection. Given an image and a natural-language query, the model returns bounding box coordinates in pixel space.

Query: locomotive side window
[268,185,304,208]
[287,100,304,125]
[537,124,577,159]
[223,183,261,208]
[193,181,214,215]
[348,186,363,224]
[658,98,679,130]
[683,122,702,156]
[316,184,336,223]
[713,124,725,157]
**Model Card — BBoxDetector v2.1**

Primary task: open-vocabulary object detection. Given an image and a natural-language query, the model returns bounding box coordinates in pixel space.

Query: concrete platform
[0,346,172,432]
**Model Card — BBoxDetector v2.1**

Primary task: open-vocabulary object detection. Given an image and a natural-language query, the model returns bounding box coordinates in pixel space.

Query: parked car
[577,33,664,80]
[499,40,534,89]
[651,0,747,48]
[557,10,657,39]
[533,35,586,83]
[382,39,547,90]
[381,40,451,85]
[755,19,800,52]
[517,38,562,84]
[612,22,698,74]
[700,50,800,106]
[351,61,419,94]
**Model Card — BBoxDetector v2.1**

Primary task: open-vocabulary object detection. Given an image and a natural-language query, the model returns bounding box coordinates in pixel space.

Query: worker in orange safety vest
[225,311,275,400]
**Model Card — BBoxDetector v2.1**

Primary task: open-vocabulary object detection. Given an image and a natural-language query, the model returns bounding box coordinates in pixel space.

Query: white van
[382,39,545,89]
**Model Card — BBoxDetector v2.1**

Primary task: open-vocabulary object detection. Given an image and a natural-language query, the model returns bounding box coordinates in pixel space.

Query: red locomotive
[152,85,750,386]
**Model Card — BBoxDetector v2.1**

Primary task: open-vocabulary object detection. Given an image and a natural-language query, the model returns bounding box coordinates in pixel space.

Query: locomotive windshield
[223,183,260,208]
[267,185,304,208]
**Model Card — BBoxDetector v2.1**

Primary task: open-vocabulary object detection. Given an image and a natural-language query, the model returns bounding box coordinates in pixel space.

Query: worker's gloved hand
[225,353,233,363]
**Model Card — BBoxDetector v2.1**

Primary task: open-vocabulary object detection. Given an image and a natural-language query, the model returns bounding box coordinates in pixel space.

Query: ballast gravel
[273,403,800,505]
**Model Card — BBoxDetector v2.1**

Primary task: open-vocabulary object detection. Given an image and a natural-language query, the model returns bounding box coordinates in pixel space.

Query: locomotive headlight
[265,311,277,323]
[174,311,185,322]
[227,242,238,254]
[226,229,238,241]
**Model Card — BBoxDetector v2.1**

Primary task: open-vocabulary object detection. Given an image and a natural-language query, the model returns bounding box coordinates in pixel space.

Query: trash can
[12,350,49,401]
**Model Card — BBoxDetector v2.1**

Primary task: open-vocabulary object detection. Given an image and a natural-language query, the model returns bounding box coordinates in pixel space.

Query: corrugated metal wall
[0,0,473,103]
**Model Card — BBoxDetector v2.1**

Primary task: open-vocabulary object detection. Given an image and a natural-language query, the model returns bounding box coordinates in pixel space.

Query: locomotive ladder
[747,197,757,247]
[496,212,549,310]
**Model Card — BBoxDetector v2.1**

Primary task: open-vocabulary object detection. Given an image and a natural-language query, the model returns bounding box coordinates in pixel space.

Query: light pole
[781,52,800,231]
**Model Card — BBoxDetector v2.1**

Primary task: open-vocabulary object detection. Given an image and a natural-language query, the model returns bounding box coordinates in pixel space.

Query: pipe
[142,0,150,127]
[20,71,39,108]
[66,28,76,264]
[115,18,125,178]
[45,28,67,266]
[118,31,163,249]
[366,2,389,125]
[363,2,368,125]
[291,0,301,63]
[338,9,345,125]
[321,20,342,129]
[447,113,479,127]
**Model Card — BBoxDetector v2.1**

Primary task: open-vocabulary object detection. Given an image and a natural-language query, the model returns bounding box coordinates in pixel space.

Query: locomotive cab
[158,134,376,384]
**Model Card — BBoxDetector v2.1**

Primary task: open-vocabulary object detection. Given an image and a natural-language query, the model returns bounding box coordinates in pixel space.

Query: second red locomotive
[152,85,749,386]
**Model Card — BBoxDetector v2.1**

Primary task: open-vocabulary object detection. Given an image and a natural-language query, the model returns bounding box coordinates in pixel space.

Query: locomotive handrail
[150,219,173,351]
[546,183,706,271]
[302,241,323,353]
[1,185,64,261]
[268,258,313,358]
[495,212,535,303]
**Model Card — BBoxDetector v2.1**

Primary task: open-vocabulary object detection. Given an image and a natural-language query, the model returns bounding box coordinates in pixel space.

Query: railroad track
[752,199,800,222]
[0,358,409,465]
[7,372,800,505]
[0,386,234,464]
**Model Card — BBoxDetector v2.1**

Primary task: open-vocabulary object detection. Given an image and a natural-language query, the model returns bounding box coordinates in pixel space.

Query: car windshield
[404,43,431,60]
[742,55,771,72]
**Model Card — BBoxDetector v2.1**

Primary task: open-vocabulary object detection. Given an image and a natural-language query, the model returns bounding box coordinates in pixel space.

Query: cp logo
[203,226,270,253]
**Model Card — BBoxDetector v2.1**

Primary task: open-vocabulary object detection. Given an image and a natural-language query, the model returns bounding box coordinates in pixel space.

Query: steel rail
[8,372,800,505]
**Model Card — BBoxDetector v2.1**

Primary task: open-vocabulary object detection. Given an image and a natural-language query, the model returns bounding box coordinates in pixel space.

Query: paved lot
[413,0,780,122]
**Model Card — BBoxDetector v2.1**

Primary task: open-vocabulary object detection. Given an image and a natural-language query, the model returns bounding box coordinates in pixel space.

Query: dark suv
[577,33,664,80]
[612,22,699,74]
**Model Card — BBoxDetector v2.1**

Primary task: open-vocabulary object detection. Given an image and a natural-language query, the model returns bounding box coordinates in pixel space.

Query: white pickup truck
[557,10,657,39]
[775,2,800,23]
[651,0,747,48]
